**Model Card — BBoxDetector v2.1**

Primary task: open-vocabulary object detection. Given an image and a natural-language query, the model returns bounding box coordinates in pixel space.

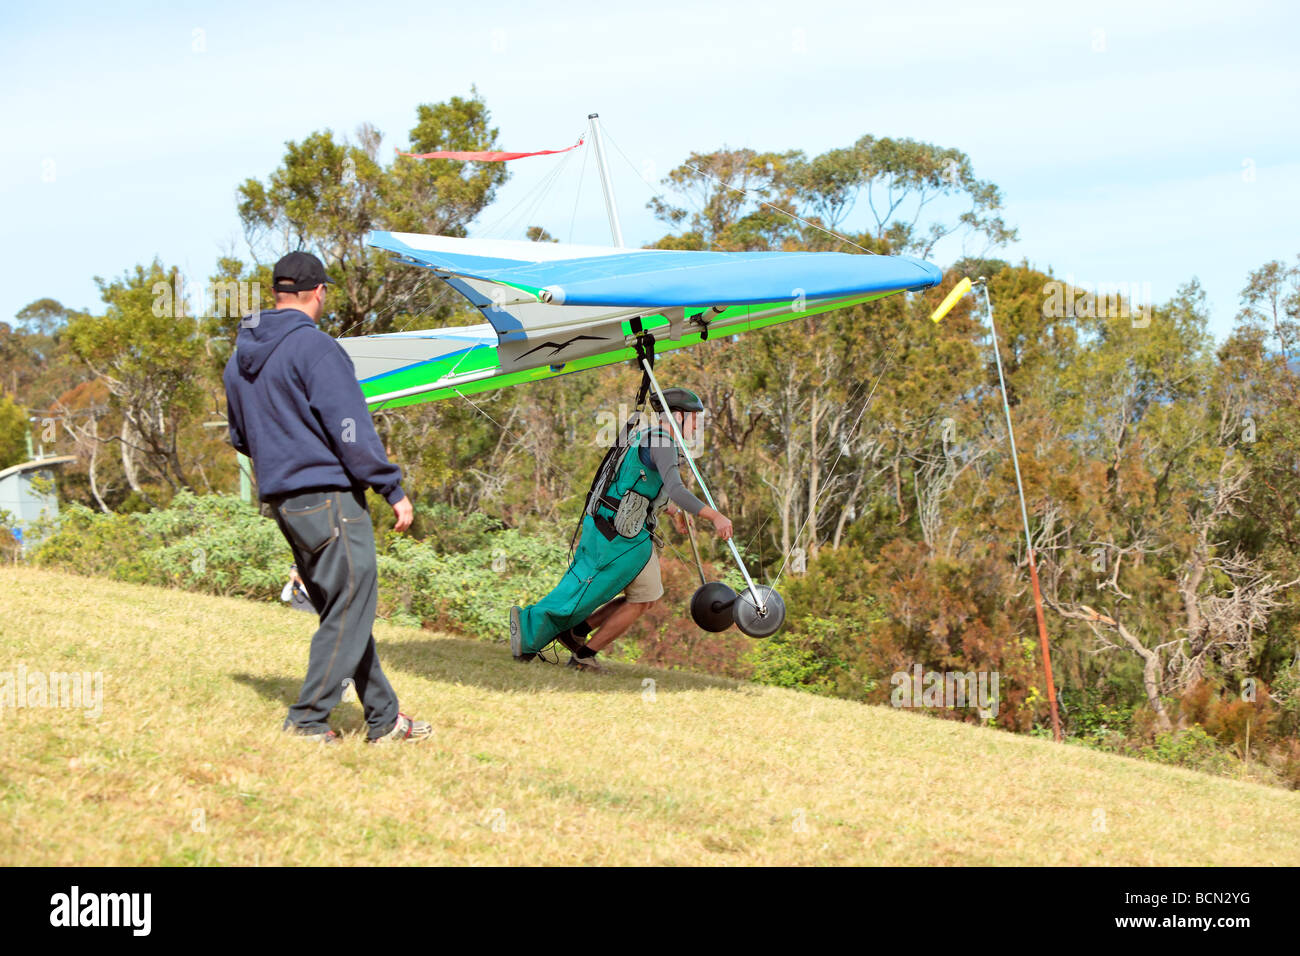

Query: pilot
[509,387,733,670]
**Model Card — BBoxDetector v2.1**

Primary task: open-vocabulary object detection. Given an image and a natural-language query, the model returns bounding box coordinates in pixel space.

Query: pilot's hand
[672,509,688,535]
[701,507,732,541]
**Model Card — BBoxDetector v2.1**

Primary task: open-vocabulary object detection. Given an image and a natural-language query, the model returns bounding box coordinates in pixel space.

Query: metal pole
[237,453,252,503]
[684,514,708,586]
[587,113,625,248]
[206,420,254,503]
[981,280,1062,742]
[639,357,764,609]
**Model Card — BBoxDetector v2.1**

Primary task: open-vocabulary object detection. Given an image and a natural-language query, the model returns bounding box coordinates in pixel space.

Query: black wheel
[690,582,737,632]
[733,585,785,638]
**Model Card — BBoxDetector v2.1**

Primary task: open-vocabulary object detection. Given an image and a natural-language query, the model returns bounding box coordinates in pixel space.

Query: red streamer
[396,138,583,162]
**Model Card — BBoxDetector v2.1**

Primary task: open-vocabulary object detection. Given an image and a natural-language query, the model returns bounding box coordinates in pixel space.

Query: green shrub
[744,634,833,694]
[409,501,499,553]
[377,529,569,639]
[741,617,850,696]
[33,494,291,597]
[32,492,570,640]
[1141,727,1237,776]
[30,503,156,582]
[1061,690,1137,744]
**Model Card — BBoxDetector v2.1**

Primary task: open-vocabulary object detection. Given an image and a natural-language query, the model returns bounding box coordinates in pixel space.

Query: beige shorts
[624,544,664,603]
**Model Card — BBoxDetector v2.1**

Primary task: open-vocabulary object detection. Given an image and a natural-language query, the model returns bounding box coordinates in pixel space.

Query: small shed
[0,455,76,553]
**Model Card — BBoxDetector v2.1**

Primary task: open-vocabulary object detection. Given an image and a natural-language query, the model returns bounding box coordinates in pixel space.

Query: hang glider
[340,231,943,409]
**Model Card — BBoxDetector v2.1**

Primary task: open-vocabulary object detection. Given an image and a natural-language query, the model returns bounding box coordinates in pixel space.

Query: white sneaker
[566,653,604,673]
[509,606,535,661]
[368,713,432,743]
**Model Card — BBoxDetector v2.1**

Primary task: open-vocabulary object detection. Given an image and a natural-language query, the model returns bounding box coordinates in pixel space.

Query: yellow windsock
[930,277,972,323]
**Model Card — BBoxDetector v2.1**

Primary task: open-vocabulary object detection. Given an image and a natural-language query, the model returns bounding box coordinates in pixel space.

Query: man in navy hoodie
[224,251,430,743]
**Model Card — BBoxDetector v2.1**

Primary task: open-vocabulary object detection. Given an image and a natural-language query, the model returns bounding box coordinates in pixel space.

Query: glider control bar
[638,357,766,612]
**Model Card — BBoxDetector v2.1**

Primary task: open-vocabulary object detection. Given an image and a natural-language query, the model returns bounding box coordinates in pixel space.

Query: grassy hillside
[1,566,1297,866]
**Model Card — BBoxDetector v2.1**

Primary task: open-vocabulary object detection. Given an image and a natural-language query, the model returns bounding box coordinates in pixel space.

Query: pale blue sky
[2,0,1296,339]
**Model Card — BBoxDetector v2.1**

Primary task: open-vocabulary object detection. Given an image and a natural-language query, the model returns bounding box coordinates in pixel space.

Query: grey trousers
[269,488,400,738]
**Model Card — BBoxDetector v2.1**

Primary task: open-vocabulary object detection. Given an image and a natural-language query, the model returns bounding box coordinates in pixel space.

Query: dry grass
[1,566,1297,866]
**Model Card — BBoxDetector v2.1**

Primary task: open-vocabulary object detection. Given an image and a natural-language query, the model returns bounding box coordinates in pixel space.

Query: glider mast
[587,113,625,248]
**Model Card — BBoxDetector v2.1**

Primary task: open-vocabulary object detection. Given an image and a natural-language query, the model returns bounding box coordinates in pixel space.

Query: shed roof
[0,456,77,483]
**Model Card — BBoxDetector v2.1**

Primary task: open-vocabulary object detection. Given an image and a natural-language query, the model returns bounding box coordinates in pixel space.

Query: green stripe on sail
[361,291,892,409]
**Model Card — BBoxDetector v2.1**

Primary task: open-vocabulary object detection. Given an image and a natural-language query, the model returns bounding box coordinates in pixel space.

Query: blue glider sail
[339,232,942,409]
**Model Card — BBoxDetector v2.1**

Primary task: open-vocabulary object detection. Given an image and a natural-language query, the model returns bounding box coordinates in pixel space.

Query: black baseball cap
[272,251,332,293]
[650,387,705,414]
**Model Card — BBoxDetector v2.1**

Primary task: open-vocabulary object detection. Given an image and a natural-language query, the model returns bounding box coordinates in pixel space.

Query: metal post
[237,453,252,503]
[205,420,254,503]
[981,280,1062,742]
[587,113,625,248]
[684,514,708,586]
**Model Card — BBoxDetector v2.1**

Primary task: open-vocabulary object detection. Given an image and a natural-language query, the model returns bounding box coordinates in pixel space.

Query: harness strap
[633,333,655,408]
[591,513,619,542]
[570,332,658,556]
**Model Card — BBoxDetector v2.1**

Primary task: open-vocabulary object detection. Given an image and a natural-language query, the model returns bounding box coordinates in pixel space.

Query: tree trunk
[87,425,110,514]
[119,418,156,508]
[832,467,867,550]
[1117,619,1173,732]
[807,392,822,560]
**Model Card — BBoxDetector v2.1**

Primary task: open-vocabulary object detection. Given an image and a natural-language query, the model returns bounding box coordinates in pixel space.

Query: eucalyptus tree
[237,91,509,337]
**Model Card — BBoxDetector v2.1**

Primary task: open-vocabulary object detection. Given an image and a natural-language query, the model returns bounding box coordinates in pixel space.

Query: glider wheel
[733,586,786,638]
[690,582,737,632]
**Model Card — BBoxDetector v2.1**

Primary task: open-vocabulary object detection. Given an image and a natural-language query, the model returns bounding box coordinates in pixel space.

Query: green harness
[517,427,674,654]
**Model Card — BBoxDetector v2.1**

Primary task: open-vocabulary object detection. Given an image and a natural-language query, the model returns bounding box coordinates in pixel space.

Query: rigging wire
[391,283,460,334]
[334,271,438,340]
[475,135,582,240]
[599,121,875,255]
[475,154,567,238]
[600,122,706,224]
[510,148,575,239]
[340,137,582,349]
[450,385,617,522]
[567,137,591,244]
